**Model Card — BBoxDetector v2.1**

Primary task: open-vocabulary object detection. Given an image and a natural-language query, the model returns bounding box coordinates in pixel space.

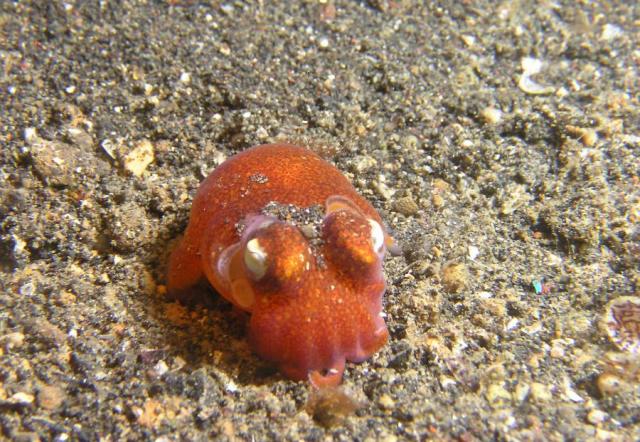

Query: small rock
[10,392,35,405]
[550,342,566,358]
[561,377,584,403]
[378,394,395,409]
[179,72,191,84]
[467,245,480,261]
[10,432,40,442]
[37,385,66,410]
[518,57,554,95]
[108,201,155,251]
[1,332,25,350]
[393,196,419,216]
[152,360,169,377]
[432,179,450,192]
[600,296,640,354]
[498,184,531,215]
[317,36,330,49]
[401,134,419,151]
[26,129,103,186]
[596,428,621,440]
[299,224,318,239]
[513,382,530,404]
[529,382,553,402]
[601,23,624,41]
[65,127,94,151]
[596,372,623,396]
[566,125,598,147]
[306,387,363,428]
[256,127,269,140]
[28,318,67,346]
[372,178,395,200]
[442,263,468,293]
[123,139,155,177]
[587,409,608,425]
[485,384,511,409]
[480,107,503,125]
[57,290,77,305]
[352,155,377,173]
[432,193,444,209]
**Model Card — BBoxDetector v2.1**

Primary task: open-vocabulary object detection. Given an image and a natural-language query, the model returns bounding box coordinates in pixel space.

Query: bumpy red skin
[167,144,390,386]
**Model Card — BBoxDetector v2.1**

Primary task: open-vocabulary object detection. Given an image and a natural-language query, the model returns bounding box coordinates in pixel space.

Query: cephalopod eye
[368,219,385,255]
[241,220,313,292]
[244,238,268,280]
[322,210,383,277]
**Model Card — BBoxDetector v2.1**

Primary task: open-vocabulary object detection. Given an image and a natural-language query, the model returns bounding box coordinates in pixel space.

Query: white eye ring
[244,238,268,280]
[368,219,385,253]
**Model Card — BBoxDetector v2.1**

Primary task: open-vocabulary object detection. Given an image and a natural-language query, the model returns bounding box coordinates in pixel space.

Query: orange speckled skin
[167,144,390,385]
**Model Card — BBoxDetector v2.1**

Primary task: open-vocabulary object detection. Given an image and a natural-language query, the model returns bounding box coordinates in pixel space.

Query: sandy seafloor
[1,1,639,441]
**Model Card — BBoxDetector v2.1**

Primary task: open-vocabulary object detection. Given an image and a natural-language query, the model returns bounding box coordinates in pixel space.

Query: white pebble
[521,57,543,76]
[601,24,623,41]
[11,392,35,404]
[587,409,608,425]
[153,360,169,377]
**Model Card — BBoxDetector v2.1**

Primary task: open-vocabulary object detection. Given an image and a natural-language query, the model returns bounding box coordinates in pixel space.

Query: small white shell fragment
[1,332,25,349]
[505,318,519,332]
[514,382,530,403]
[24,127,38,144]
[561,377,584,403]
[317,36,330,48]
[480,106,503,124]
[545,252,563,267]
[518,57,554,95]
[468,245,480,261]
[499,183,531,215]
[522,321,543,335]
[601,296,640,354]
[521,57,543,76]
[550,343,565,358]
[601,24,623,41]
[529,382,553,402]
[152,360,169,377]
[179,72,191,84]
[518,75,554,95]
[372,176,395,200]
[587,409,608,425]
[439,375,457,389]
[225,380,238,393]
[256,127,269,140]
[460,35,475,47]
[124,139,154,177]
[11,392,35,405]
[100,139,117,160]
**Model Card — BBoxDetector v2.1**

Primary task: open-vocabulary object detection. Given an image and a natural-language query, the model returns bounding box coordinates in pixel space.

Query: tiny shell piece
[124,139,154,177]
[518,57,554,95]
[601,296,640,354]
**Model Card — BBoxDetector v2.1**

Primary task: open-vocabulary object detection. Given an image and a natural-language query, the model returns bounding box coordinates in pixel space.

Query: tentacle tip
[308,364,346,389]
